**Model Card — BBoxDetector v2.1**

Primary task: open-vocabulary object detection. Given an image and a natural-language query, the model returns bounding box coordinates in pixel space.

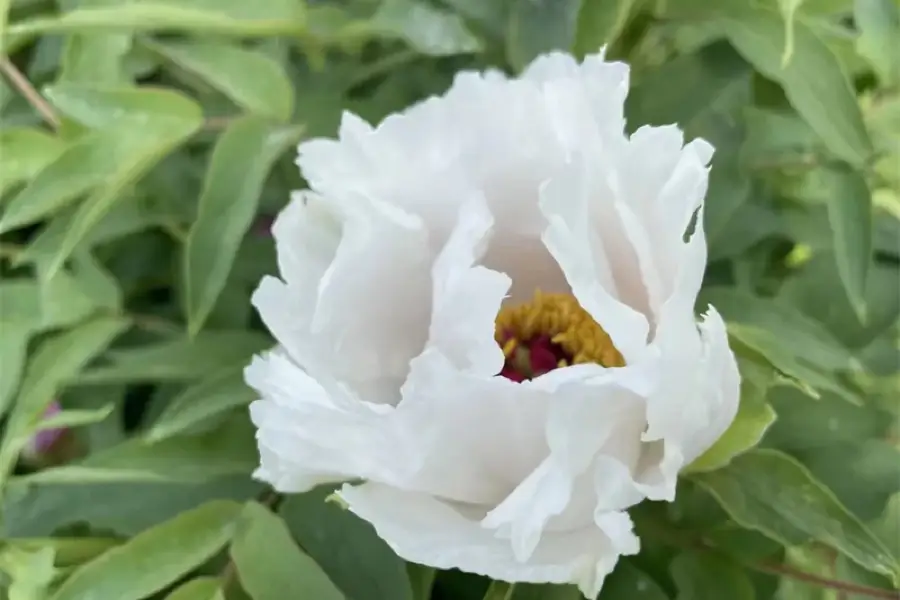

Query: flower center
[494,291,624,382]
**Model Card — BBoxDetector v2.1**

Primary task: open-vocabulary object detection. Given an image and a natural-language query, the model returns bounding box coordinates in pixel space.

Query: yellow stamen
[495,291,625,368]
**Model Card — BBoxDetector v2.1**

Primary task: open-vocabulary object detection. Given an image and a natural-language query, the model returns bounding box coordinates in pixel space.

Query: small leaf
[35,404,115,433]
[0,325,31,419]
[370,0,482,56]
[670,552,755,600]
[0,128,64,198]
[507,0,581,71]
[777,0,804,66]
[855,0,900,87]
[231,502,345,600]
[149,41,294,120]
[694,449,900,584]
[185,117,303,335]
[820,165,873,321]
[0,546,56,600]
[165,577,222,600]
[718,2,873,166]
[146,368,255,442]
[50,500,241,600]
[574,0,637,57]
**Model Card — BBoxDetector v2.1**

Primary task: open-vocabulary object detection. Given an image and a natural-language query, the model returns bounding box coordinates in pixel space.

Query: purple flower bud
[23,401,66,460]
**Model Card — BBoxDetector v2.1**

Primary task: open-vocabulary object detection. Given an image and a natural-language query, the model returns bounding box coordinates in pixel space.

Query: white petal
[428,197,510,376]
[246,352,417,493]
[339,482,639,599]
[539,157,650,362]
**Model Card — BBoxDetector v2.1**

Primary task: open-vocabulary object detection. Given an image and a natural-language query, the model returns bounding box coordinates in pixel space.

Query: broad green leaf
[598,560,668,600]
[59,0,132,84]
[166,577,222,600]
[3,475,262,537]
[149,41,294,120]
[18,414,256,484]
[694,449,900,583]
[574,0,637,57]
[12,538,119,568]
[281,487,413,600]
[40,85,203,276]
[76,330,270,383]
[369,0,482,56]
[717,2,873,166]
[184,117,303,335]
[507,0,580,71]
[146,368,255,442]
[820,165,873,320]
[68,250,122,311]
[0,128,64,198]
[670,552,755,600]
[855,0,900,86]
[740,108,823,169]
[685,372,776,474]
[701,287,856,371]
[872,494,900,561]
[50,500,241,600]
[0,316,128,484]
[6,3,306,43]
[797,440,900,521]
[0,546,56,600]
[231,502,345,600]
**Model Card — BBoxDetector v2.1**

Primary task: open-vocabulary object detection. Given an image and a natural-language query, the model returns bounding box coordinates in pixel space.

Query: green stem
[483,580,515,600]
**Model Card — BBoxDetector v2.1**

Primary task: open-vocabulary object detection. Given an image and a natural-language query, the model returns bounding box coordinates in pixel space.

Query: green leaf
[670,552,755,600]
[146,367,255,442]
[369,0,482,57]
[854,0,900,87]
[50,500,241,600]
[507,0,580,71]
[0,325,31,419]
[58,0,133,85]
[75,330,270,384]
[6,2,306,42]
[0,546,56,600]
[184,117,303,335]
[40,85,203,276]
[165,577,222,600]
[819,165,873,321]
[3,476,262,538]
[0,316,128,485]
[280,487,413,600]
[231,501,345,600]
[0,129,131,233]
[35,404,114,433]
[149,41,294,120]
[18,414,257,484]
[598,560,668,600]
[777,0,804,66]
[717,1,873,166]
[0,128,64,199]
[694,449,900,584]
[574,0,637,57]
[685,367,776,474]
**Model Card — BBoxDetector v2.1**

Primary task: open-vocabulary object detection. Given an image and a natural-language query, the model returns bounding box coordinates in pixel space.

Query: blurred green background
[0,0,898,599]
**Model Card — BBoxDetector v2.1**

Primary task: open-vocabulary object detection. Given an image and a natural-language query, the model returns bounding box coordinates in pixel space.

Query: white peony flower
[245,51,740,597]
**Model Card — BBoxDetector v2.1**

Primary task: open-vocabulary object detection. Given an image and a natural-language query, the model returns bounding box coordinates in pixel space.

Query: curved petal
[339,482,639,599]
[245,351,419,493]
